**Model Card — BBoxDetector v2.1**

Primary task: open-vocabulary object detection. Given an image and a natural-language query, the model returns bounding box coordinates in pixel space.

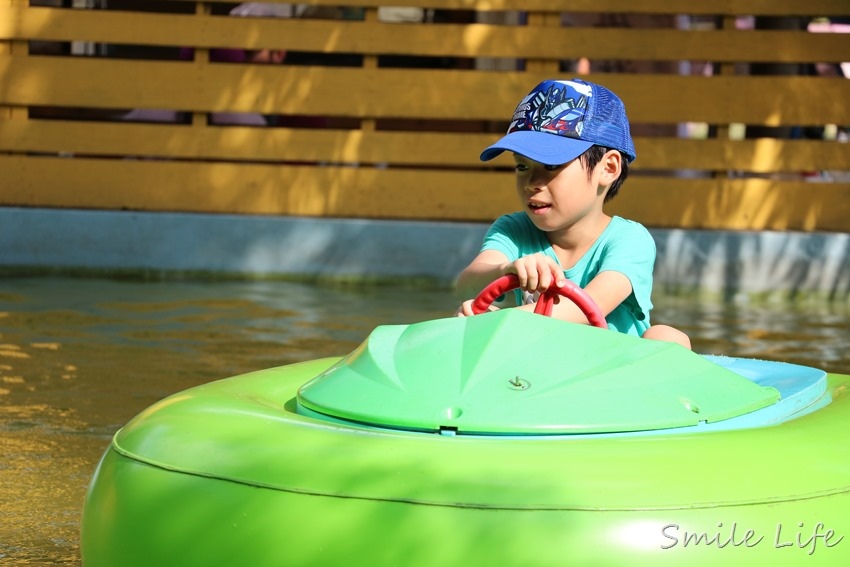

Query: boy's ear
[599,149,622,185]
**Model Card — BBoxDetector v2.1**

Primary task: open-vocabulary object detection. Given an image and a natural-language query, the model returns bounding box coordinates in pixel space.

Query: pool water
[0,277,848,565]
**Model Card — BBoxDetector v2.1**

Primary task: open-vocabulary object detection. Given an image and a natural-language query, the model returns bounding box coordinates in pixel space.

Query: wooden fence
[2,0,850,232]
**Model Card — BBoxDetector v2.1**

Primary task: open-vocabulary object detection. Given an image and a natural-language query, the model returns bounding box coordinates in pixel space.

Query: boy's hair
[580,146,630,202]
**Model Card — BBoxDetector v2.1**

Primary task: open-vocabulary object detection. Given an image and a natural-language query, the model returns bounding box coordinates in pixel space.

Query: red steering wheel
[470,274,608,329]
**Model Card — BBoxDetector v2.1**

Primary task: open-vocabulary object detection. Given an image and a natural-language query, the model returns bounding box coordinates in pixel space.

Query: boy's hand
[455,299,499,317]
[455,299,475,317]
[507,253,566,293]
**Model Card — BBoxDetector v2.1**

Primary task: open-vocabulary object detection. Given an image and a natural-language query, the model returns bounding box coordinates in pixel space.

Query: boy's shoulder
[485,212,548,256]
[609,216,651,236]
[604,216,656,254]
[491,211,534,232]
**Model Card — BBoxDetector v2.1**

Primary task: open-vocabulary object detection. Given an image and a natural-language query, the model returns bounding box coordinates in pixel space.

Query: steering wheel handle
[470,274,608,329]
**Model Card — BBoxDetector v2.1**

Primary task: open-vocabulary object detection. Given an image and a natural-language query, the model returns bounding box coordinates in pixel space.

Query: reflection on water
[652,296,850,377]
[0,277,848,565]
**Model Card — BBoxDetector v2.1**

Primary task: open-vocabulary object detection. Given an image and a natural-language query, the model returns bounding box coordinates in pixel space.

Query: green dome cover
[297,309,779,435]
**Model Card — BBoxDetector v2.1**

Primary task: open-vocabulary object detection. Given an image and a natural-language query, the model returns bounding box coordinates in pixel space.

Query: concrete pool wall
[2,207,849,300]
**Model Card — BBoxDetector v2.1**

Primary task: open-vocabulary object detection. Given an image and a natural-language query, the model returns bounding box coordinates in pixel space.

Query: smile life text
[661,522,844,555]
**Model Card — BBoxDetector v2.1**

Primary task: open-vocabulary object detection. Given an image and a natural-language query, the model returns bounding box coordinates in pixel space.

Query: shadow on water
[0,277,848,565]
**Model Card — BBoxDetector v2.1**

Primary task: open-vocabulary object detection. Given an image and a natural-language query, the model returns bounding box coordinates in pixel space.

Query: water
[0,277,848,565]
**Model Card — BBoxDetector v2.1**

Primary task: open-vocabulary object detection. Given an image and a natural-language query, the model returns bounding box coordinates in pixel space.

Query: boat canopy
[297,309,781,435]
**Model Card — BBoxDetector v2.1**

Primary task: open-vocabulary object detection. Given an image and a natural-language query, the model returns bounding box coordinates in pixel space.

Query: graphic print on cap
[508,80,593,140]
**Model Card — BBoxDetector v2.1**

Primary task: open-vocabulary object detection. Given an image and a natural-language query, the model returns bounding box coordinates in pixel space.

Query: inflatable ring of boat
[82,309,850,567]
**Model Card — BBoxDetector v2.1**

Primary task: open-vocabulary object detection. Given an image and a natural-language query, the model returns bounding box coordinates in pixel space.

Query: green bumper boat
[81,279,850,566]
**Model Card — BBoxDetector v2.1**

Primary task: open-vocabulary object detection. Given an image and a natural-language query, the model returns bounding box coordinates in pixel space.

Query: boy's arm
[527,270,631,324]
[454,249,514,303]
[456,250,570,302]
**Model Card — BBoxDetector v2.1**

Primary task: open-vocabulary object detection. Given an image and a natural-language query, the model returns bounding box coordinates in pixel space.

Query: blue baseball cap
[480,79,636,165]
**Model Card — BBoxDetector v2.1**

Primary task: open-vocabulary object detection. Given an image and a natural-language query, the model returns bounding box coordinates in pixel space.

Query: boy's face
[512,151,620,233]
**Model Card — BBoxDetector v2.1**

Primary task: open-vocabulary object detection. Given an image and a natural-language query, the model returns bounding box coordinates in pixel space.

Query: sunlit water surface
[0,277,848,565]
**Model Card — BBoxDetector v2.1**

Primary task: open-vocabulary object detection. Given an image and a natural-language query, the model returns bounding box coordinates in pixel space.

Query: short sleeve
[481,215,519,262]
[482,212,564,269]
[480,213,550,306]
[596,219,656,322]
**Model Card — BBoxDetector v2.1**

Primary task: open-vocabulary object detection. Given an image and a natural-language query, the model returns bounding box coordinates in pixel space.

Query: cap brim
[479,131,594,166]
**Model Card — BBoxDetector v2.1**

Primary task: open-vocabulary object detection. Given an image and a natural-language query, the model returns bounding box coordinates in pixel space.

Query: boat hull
[81,361,850,567]
[83,447,850,566]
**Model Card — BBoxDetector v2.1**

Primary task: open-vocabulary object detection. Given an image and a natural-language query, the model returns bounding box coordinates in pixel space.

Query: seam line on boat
[110,440,850,512]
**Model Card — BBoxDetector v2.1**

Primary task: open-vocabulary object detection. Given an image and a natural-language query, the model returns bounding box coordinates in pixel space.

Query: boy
[456,78,690,349]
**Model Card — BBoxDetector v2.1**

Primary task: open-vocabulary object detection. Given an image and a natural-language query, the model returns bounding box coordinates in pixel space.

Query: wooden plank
[2,155,849,232]
[633,138,850,174]
[4,7,850,63]
[3,120,850,173]
[0,154,516,221]
[164,0,850,18]
[2,57,850,125]
[610,177,850,232]
[0,119,496,166]
[597,75,850,126]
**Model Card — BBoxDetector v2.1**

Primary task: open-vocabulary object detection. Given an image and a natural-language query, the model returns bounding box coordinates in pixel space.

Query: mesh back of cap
[584,84,636,162]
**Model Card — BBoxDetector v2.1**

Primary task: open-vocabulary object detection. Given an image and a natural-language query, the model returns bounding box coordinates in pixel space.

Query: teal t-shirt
[482,213,655,336]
